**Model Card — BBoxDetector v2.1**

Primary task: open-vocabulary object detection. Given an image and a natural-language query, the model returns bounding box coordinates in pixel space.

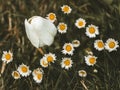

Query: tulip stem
[37,48,44,55]
[0,62,6,75]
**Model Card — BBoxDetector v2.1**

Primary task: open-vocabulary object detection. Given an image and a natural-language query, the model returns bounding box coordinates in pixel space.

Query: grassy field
[0,0,120,90]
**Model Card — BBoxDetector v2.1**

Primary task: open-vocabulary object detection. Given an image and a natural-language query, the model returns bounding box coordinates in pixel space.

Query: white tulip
[24,16,57,48]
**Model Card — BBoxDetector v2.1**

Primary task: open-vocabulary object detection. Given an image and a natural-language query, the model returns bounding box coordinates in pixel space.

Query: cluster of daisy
[62,40,80,55]
[40,53,56,68]
[12,63,44,83]
[45,4,99,76]
[94,38,119,52]
[74,19,119,78]
[75,18,99,38]
[74,17,119,52]
[12,63,31,79]
[57,4,118,78]
[12,52,57,83]
[32,68,44,83]
[61,40,80,70]
[77,50,98,78]
[46,5,72,23]
[46,5,72,34]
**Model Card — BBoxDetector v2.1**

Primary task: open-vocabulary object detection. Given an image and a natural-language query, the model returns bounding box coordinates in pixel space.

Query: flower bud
[24,16,57,48]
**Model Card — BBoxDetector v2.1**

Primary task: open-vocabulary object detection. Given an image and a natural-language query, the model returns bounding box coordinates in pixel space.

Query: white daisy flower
[57,23,67,34]
[94,40,104,51]
[32,68,43,83]
[75,18,86,29]
[62,43,74,55]
[46,13,56,22]
[105,38,119,52]
[85,55,97,66]
[45,53,56,63]
[40,57,48,68]
[12,71,21,79]
[72,40,80,47]
[2,51,13,64]
[17,64,31,77]
[61,57,73,70]
[78,70,87,77]
[85,24,99,38]
[61,5,72,14]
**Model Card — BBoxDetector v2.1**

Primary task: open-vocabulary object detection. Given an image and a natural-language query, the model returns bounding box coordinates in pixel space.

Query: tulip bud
[24,16,57,48]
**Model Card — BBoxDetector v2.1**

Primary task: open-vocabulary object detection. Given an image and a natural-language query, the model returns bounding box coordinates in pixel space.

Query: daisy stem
[80,80,88,90]
[37,48,44,55]
[0,62,6,75]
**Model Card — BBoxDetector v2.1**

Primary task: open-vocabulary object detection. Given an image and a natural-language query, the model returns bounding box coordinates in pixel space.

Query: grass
[0,0,120,90]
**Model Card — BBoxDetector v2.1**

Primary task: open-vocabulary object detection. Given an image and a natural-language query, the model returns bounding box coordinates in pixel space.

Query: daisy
[75,18,86,29]
[40,57,48,68]
[57,23,67,34]
[2,51,13,64]
[12,71,21,79]
[17,63,31,77]
[94,40,104,51]
[78,70,87,77]
[62,43,74,55]
[61,57,73,70]
[84,55,97,66]
[32,68,43,83]
[46,13,56,22]
[72,40,80,47]
[93,69,98,73]
[61,5,72,14]
[85,48,93,55]
[44,53,56,63]
[105,38,119,52]
[85,24,99,38]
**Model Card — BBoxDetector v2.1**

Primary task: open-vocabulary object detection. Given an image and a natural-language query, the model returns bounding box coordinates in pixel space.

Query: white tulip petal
[40,33,54,46]
[45,21,57,37]
[25,19,40,48]
[30,16,57,37]
[24,16,57,48]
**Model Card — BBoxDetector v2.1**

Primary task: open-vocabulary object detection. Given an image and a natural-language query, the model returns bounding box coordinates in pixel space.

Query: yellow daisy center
[97,41,104,48]
[65,45,72,52]
[79,71,86,75]
[64,60,70,66]
[89,27,95,34]
[63,6,69,12]
[59,24,66,30]
[108,41,115,48]
[5,53,11,60]
[37,73,42,80]
[47,56,53,62]
[49,13,55,20]
[21,66,28,73]
[78,21,84,26]
[13,71,19,77]
[73,41,79,44]
[89,57,96,64]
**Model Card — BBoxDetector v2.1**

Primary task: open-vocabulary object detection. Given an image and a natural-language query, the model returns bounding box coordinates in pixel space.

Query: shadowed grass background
[0,0,120,90]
